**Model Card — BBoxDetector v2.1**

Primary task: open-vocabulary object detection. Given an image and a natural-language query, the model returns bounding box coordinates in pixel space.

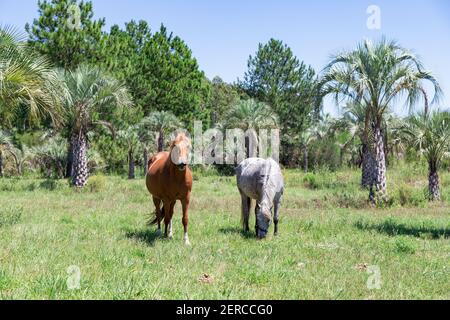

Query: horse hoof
[184,240,191,246]
[156,229,162,236]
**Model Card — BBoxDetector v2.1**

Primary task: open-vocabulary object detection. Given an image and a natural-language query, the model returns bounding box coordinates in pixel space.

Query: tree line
[0,0,449,204]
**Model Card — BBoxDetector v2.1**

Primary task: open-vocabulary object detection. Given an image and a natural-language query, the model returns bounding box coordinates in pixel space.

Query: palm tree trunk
[302,143,308,173]
[143,147,149,176]
[370,125,388,203]
[428,162,440,201]
[71,133,88,188]
[65,140,74,178]
[128,149,135,179]
[383,128,389,168]
[158,131,164,152]
[361,143,375,188]
[0,151,3,177]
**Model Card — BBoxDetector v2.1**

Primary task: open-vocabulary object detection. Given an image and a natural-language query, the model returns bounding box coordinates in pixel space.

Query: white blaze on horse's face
[170,135,191,171]
[256,203,272,239]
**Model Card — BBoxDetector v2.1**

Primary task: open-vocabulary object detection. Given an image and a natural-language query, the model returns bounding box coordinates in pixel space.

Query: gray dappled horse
[236,157,284,238]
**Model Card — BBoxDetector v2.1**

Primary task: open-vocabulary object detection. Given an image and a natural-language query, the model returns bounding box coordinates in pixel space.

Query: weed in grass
[0,206,23,227]
[325,190,368,209]
[393,236,416,254]
[87,175,107,192]
[40,179,68,191]
[303,173,319,189]
[0,179,19,192]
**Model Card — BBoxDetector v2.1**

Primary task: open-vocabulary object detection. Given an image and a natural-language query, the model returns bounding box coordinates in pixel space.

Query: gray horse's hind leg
[254,203,259,235]
[273,195,281,236]
[239,190,251,232]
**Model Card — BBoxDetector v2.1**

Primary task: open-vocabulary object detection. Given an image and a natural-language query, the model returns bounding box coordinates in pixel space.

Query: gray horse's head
[255,201,272,239]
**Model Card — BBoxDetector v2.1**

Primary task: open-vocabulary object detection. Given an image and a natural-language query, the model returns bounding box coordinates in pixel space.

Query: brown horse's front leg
[181,194,190,245]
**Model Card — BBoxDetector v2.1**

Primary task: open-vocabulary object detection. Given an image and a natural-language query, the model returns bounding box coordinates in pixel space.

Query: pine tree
[25,0,106,70]
[239,39,318,165]
[133,25,210,126]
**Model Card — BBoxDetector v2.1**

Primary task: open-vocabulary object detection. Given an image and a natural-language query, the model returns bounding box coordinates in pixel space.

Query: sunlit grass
[0,164,448,299]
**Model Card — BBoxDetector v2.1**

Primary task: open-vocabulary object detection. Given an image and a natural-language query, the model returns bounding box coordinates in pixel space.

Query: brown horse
[146,132,193,245]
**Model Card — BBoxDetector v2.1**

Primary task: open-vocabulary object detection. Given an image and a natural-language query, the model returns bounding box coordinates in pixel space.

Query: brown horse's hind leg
[163,200,175,239]
[181,193,191,245]
[152,197,162,234]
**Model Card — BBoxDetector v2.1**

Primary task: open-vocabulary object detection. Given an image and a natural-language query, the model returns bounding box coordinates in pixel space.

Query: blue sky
[1,0,449,115]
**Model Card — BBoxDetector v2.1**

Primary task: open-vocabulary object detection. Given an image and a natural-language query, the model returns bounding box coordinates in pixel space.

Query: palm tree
[297,129,314,173]
[226,99,278,131]
[0,130,14,177]
[226,99,278,158]
[137,127,153,176]
[10,145,33,176]
[400,111,450,201]
[298,113,333,172]
[332,102,376,186]
[117,125,140,179]
[33,133,68,178]
[59,65,132,188]
[383,112,407,165]
[320,38,441,202]
[139,111,182,153]
[0,26,63,127]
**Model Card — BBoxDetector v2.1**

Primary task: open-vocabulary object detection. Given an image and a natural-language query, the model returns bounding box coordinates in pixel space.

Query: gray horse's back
[236,157,283,200]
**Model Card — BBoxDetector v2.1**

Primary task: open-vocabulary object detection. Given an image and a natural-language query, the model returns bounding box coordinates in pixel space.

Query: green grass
[0,165,449,299]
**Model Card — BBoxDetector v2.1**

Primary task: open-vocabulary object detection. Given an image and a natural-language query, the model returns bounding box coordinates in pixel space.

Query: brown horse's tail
[148,205,164,225]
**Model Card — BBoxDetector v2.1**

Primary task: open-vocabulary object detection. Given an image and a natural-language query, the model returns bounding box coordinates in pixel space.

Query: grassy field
[0,164,449,299]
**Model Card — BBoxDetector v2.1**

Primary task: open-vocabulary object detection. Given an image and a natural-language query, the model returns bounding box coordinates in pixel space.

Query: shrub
[215,164,236,176]
[394,236,416,254]
[191,165,221,177]
[0,206,23,227]
[396,183,426,207]
[87,175,107,192]
[39,179,68,191]
[308,138,341,171]
[0,179,18,192]
[325,190,368,209]
[303,173,319,189]
[0,179,37,192]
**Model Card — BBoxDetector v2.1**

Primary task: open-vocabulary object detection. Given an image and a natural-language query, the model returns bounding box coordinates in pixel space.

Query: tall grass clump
[395,183,426,207]
[87,175,107,192]
[303,172,319,189]
[0,206,23,227]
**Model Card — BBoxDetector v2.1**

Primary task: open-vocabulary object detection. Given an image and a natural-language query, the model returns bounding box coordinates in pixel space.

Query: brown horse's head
[170,132,191,171]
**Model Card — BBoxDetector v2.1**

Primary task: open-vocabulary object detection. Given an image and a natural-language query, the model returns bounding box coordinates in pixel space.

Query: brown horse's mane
[169,132,191,149]
[146,133,190,169]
